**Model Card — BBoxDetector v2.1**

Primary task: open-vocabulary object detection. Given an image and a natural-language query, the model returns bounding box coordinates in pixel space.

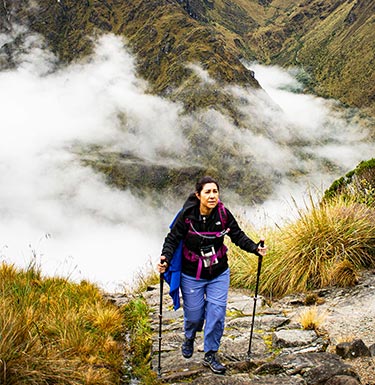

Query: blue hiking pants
[180,268,230,352]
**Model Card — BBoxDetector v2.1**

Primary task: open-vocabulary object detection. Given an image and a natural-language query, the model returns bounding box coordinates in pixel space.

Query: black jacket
[161,193,259,280]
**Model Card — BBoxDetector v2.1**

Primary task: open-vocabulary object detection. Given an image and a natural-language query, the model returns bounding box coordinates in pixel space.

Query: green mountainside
[1,0,374,115]
[0,0,374,200]
[176,0,375,115]
[297,1,375,112]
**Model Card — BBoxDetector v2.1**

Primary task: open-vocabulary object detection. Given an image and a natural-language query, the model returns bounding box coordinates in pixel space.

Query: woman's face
[196,182,219,214]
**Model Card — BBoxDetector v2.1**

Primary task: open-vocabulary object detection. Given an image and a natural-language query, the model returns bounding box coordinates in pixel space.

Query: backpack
[163,201,228,310]
[183,201,229,279]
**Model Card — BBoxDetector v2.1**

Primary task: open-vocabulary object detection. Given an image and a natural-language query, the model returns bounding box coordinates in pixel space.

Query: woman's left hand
[257,239,267,256]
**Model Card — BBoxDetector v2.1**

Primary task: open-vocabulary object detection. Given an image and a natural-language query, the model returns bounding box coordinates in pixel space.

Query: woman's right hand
[157,256,168,274]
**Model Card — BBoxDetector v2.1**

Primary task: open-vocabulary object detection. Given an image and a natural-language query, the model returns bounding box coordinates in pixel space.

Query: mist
[0,31,373,291]
[236,63,374,226]
[0,32,185,291]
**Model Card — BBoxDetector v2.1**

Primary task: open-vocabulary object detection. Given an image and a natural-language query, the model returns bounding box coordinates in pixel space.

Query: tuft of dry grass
[227,215,269,290]
[230,195,375,298]
[0,261,124,384]
[297,306,328,331]
[131,259,160,294]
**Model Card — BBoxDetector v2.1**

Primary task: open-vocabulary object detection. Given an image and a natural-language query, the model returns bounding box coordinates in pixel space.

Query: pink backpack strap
[217,201,228,230]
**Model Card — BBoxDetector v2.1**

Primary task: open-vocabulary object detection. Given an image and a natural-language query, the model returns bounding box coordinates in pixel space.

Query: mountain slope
[1,0,374,116]
[297,0,375,112]
[0,0,374,203]
[0,0,274,203]
[174,0,375,116]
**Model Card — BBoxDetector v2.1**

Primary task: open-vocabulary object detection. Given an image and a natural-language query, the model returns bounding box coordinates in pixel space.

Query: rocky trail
[142,270,375,385]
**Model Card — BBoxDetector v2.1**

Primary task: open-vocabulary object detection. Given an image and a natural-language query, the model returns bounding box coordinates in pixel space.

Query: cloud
[185,63,215,84]
[236,62,374,225]
[0,32,373,290]
[0,32,186,291]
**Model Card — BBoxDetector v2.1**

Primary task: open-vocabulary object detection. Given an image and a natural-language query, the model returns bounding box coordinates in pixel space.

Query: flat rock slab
[227,314,290,331]
[273,329,318,348]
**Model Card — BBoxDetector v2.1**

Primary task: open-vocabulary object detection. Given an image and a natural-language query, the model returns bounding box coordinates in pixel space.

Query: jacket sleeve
[161,211,188,264]
[226,209,259,254]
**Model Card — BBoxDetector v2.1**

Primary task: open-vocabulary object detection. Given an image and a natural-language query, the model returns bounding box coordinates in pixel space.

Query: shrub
[324,158,375,206]
[122,297,158,384]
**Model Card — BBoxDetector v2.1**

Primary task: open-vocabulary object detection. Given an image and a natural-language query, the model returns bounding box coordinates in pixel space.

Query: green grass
[122,297,159,385]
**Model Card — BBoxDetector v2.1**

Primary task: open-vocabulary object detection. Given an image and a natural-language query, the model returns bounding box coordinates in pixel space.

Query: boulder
[255,352,360,385]
[336,339,371,359]
[325,375,361,385]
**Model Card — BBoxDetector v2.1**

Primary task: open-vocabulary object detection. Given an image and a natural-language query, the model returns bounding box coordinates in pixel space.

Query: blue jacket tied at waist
[163,210,182,310]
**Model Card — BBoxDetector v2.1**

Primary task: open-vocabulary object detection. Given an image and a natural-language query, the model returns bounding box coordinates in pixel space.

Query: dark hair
[195,176,220,194]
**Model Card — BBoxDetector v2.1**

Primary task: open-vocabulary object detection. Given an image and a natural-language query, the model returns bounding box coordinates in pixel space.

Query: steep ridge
[0,0,259,95]
[174,0,375,117]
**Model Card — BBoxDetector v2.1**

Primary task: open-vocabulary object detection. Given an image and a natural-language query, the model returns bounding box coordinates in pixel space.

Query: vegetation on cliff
[324,158,375,205]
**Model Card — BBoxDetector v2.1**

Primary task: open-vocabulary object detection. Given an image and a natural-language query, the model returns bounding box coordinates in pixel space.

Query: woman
[158,176,266,374]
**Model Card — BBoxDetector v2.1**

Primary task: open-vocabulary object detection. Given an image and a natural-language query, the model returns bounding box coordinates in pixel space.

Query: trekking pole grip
[255,239,265,258]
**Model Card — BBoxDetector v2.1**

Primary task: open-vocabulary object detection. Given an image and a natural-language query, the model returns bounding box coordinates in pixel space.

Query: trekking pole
[247,240,264,358]
[157,271,164,377]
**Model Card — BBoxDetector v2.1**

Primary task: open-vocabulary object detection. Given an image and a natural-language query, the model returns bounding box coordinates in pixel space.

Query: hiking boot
[181,337,194,358]
[203,351,226,374]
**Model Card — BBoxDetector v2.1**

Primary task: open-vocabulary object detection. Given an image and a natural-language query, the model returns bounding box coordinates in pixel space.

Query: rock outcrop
[139,270,375,384]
